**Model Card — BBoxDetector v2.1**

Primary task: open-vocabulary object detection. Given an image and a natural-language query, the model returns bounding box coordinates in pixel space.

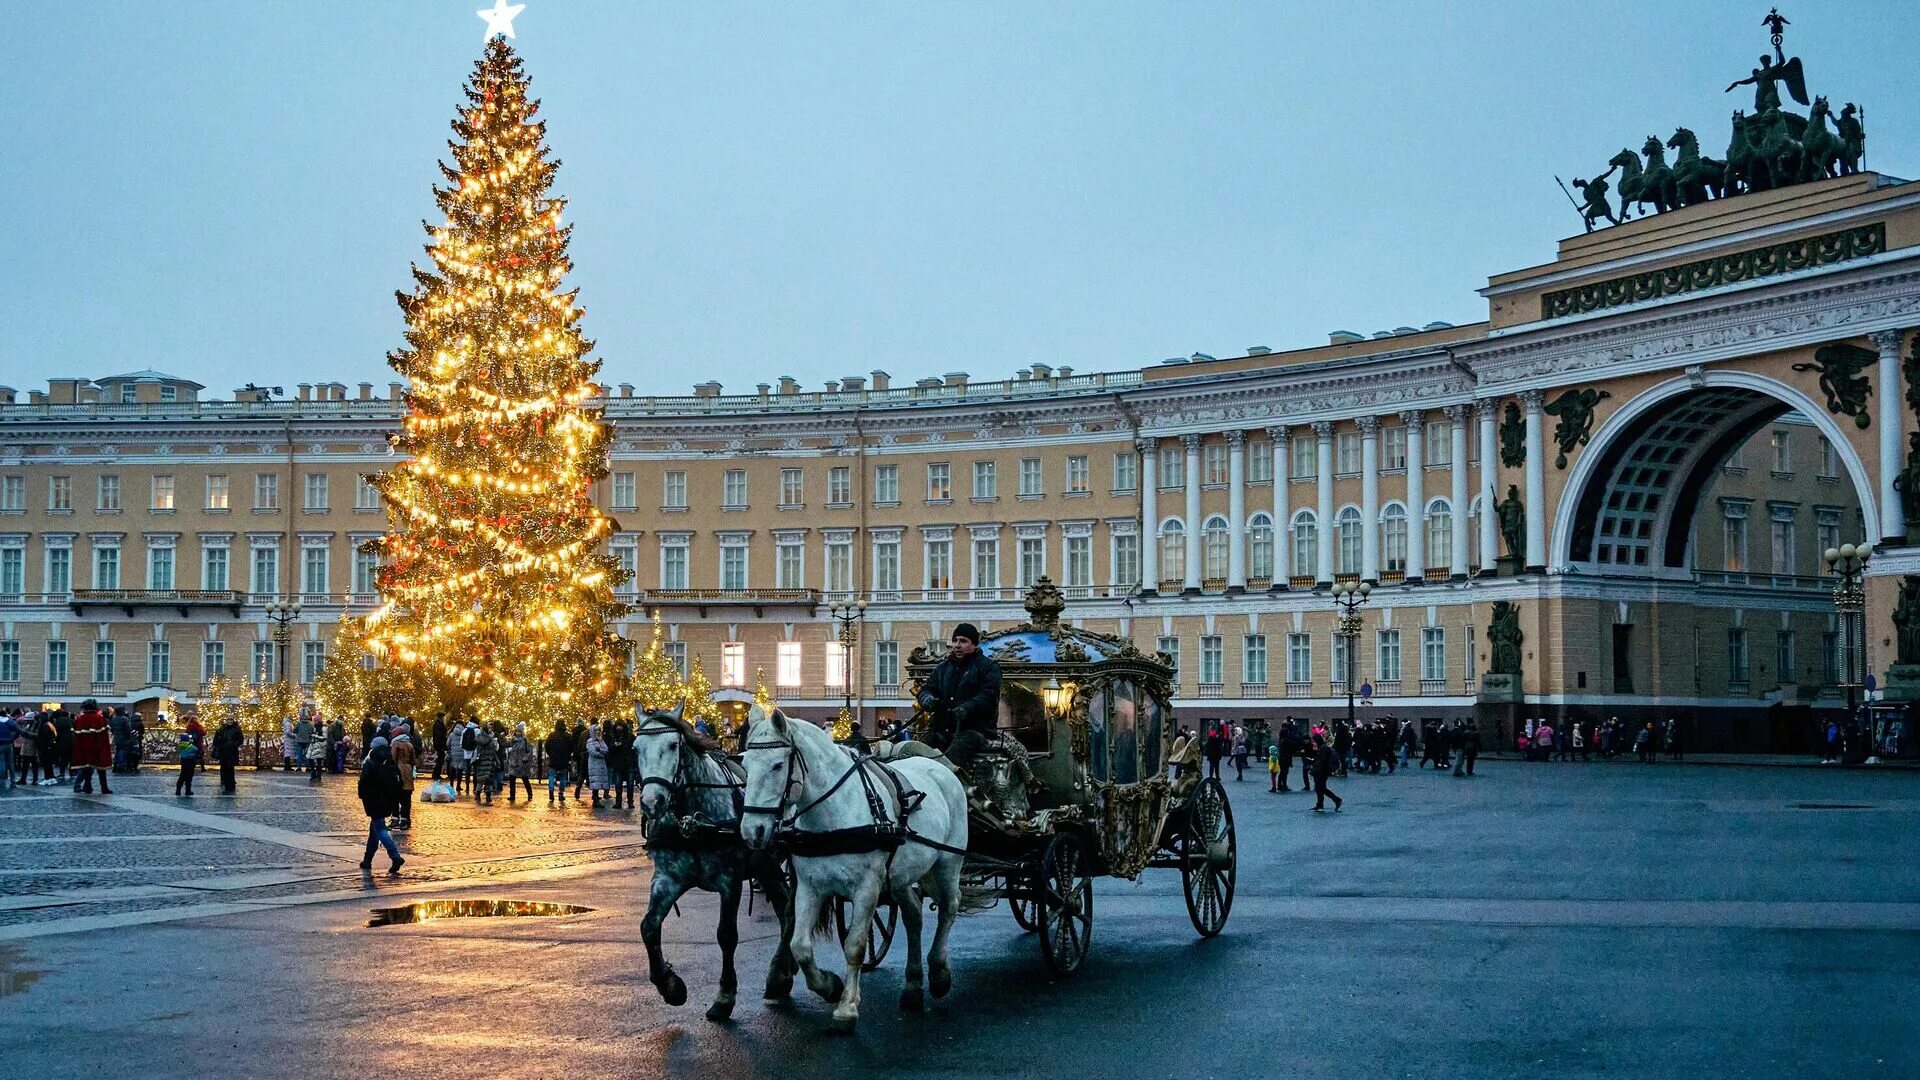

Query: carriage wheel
[1009,890,1040,933]
[832,895,898,972]
[1037,832,1093,976]
[1180,777,1236,938]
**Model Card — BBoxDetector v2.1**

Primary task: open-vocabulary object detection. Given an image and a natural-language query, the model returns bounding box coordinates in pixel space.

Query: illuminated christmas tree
[682,655,722,734]
[631,611,683,713]
[364,36,631,728]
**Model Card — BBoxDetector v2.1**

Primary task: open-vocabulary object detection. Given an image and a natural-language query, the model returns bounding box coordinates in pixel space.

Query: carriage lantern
[1039,676,1075,719]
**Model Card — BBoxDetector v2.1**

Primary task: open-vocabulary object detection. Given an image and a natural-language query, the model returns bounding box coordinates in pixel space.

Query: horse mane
[638,709,721,755]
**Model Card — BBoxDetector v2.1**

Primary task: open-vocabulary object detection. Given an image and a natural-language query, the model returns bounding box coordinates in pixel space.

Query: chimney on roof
[357,382,373,401]
[916,377,943,389]
[1328,331,1364,345]
[1190,353,1215,363]
[1016,370,1030,382]
[0,386,14,405]
[1371,331,1394,340]
[756,383,770,401]
[618,383,634,398]
[870,370,890,391]
[945,372,968,388]
[297,383,312,401]
[778,376,800,396]
[1392,326,1419,336]
[389,382,406,401]
[1423,320,1454,331]
[1057,366,1073,378]
[824,380,840,394]
[1032,363,1053,381]
[1246,346,1271,356]
[841,375,866,392]
[693,381,722,398]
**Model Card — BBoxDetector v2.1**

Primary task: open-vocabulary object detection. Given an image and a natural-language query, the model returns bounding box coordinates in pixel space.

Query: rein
[741,727,961,858]
[634,720,746,849]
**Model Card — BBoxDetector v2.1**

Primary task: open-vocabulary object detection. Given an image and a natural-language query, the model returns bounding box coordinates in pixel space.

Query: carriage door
[1087,687,1109,783]
[1141,693,1165,779]
[1110,681,1139,784]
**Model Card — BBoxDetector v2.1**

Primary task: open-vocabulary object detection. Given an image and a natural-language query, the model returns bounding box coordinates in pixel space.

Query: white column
[1402,410,1425,584]
[1523,389,1547,570]
[1270,426,1290,588]
[1139,439,1159,591]
[1359,416,1380,582]
[1315,421,1335,585]
[1477,400,1499,572]
[1182,434,1202,593]
[1873,329,1906,543]
[1226,430,1247,592]
[1447,405,1470,580]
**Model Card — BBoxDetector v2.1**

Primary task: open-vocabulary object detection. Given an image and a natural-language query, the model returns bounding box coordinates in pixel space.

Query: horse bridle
[741,727,907,830]
[739,731,811,822]
[634,719,742,817]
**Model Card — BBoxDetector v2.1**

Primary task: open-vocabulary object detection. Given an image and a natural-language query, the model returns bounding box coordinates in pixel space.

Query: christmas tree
[630,611,683,714]
[364,37,631,728]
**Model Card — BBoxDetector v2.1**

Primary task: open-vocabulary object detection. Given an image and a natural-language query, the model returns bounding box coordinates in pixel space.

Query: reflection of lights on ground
[367,899,593,926]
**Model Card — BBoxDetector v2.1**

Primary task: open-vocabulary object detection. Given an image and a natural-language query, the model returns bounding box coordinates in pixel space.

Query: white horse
[738,705,969,1034]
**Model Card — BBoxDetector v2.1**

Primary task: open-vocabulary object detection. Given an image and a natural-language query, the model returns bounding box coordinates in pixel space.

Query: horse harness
[741,733,968,859]
[634,720,748,852]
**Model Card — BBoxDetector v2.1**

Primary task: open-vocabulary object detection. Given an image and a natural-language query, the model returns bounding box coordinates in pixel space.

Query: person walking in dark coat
[70,701,113,794]
[175,717,205,796]
[570,718,590,800]
[1203,725,1226,780]
[545,720,574,805]
[1310,734,1343,813]
[212,717,244,793]
[917,623,1004,773]
[357,739,406,874]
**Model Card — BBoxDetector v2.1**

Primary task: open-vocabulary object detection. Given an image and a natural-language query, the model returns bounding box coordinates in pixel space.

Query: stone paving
[0,758,1915,1078]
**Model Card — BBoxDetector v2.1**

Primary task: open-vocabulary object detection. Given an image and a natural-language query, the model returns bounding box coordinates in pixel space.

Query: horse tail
[813,900,836,937]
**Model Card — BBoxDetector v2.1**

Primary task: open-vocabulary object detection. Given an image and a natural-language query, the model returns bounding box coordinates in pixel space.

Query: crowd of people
[1511,717,1682,763]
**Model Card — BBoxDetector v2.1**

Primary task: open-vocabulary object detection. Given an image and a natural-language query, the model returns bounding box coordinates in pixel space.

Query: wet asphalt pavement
[1,758,1916,1078]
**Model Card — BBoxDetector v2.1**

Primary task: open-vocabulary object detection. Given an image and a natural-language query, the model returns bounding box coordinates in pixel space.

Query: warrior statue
[1489,601,1524,676]
[1496,484,1526,560]
[1570,167,1619,231]
[1836,103,1865,175]
[1894,576,1920,666]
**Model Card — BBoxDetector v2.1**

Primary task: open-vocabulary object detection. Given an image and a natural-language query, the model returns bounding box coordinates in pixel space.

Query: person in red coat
[71,700,113,795]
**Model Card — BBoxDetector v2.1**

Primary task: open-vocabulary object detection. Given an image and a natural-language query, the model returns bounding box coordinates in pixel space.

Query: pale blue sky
[3,1,1914,397]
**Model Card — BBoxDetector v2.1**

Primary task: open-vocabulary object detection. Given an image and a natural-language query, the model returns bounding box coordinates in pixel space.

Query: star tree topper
[478,0,525,41]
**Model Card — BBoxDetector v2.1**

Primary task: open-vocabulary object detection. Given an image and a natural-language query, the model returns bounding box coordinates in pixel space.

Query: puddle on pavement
[367,899,593,926]
[0,948,43,998]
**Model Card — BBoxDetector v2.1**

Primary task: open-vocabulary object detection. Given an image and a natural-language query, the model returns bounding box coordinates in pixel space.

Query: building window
[1066,455,1090,494]
[926,538,953,591]
[1248,439,1272,483]
[202,546,229,591]
[1818,437,1838,479]
[1159,447,1184,489]
[927,463,952,502]
[720,542,748,590]
[1112,532,1139,590]
[1421,627,1446,681]
[148,546,175,591]
[1728,628,1750,684]
[1381,505,1408,573]
[776,540,803,589]
[665,641,688,680]
[1332,634,1349,689]
[1287,633,1312,684]
[776,641,803,687]
[1202,516,1229,580]
[49,476,72,513]
[1291,435,1316,480]
[972,461,997,500]
[874,464,899,505]
[354,549,378,595]
[300,547,326,595]
[0,547,21,597]
[873,538,901,593]
[1822,630,1840,685]
[1243,634,1267,685]
[1158,635,1180,673]
[1064,534,1091,588]
[1426,420,1452,466]
[1291,511,1318,579]
[972,536,999,592]
[825,539,852,593]
[354,475,379,510]
[1776,630,1796,685]
[611,472,637,510]
[722,469,747,509]
[254,473,280,511]
[1335,432,1361,476]
[1202,443,1228,485]
[1336,507,1362,575]
[1469,496,1485,567]
[1199,636,1223,685]
[874,640,900,687]
[1770,509,1797,576]
[1018,536,1045,587]
[824,643,848,689]
[663,471,688,509]
[1426,499,1452,571]
[2,644,23,685]
[660,542,689,590]
[1376,630,1401,682]
[303,473,328,511]
[1019,458,1043,497]
[0,476,22,512]
[94,546,121,589]
[828,467,852,506]
[152,475,175,511]
[199,640,223,679]
[780,468,804,508]
[252,640,276,682]
[98,475,121,512]
[95,639,116,687]
[1771,430,1792,473]
[1383,426,1407,471]
[47,640,70,684]
[721,641,746,687]
[612,544,637,594]
[301,640,326,684]
[45,547,71,595]
[1816,508,1841,563]
[1112,452,1137,492]
[1723,504,1750,574]
[1160,520,1185,583]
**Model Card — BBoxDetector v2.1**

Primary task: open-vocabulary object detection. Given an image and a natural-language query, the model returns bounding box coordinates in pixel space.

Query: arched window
[1247,512,1274,580]
[1381,504,1408,573]
[1160,519,1185,584]
[1426,498,1453,572]
[1468,496,1484,571]
[1291,510,1318,579]
[1202,515,1230,581]
[1337,507,1363,575]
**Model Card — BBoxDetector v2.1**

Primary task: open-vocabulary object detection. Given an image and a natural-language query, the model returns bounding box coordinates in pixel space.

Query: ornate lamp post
[264,598,302,686]
[1331,580,1372,732]
[1823,542,1869,758]
[829,599,868,738]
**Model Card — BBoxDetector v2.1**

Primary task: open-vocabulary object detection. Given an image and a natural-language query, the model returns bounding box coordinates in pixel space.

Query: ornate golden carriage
[901,579,1237,976]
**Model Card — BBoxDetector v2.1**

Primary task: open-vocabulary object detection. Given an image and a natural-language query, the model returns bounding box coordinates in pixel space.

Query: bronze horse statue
[1612,137,1676,218]
[1800,96,1844,181]
[1667,127,1725,206]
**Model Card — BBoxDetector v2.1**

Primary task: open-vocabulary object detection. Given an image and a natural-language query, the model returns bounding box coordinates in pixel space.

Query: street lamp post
[829,599,868,738]
[1823,543,1869,761]
[263,598,302,771]
[1331,580,1372,733]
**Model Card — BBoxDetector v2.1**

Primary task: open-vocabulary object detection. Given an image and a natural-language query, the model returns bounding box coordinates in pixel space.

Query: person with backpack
[505,723,535,803]
[389,728,417,828]
[1266,739,1281,793]
[175,715,205,797]
[356,737,406,875]
[1310,733,1343,813]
